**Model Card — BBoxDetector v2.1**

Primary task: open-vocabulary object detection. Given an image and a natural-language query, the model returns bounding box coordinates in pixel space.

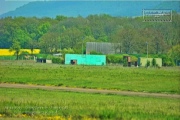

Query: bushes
[123,58,128,67]
[146,60,150,68]
[106,54,123,64]
[46,55,53,60]
[149,54,175,66]
[36,54,48,59]
[19,51,30,60]
[52,57,64,64]
[106,54,138,65]
[160,55,175,66]
[90,51,103,55]
[61,48,74,54]
[152,58,156,67]
[130,56,138,62]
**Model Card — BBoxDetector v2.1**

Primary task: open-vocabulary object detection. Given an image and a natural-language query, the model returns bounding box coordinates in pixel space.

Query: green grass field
[0,60,179,94]
[0,60,180,119]
[0,88,179,119]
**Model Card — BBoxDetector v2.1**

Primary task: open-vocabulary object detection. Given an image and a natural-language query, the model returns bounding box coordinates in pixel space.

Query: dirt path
[0,83,179,99]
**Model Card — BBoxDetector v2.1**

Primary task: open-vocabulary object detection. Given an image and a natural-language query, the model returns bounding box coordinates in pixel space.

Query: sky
[0,0,29,15]
[0,0,178,15]
[0,0,59,15]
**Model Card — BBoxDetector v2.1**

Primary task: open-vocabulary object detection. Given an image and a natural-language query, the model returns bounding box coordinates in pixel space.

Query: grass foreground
[0,87,180,120]
[0,60,180,119]
[0,60,179,94]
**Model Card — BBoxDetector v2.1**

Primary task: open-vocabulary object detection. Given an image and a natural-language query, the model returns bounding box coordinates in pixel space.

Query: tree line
[0,13,179,58]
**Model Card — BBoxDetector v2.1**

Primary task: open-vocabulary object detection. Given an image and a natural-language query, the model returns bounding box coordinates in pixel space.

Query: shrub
[152,58,156,67]
[90,51,103,55]
[106,54,123,64]
[36,54,48,59]
[19,51,30,60]
[46,55,53,60]
[123,58,128,67]
[161,55,175,66]
[52,57,64,64]
[146,60,150,68]
[130,55,138,62]
[62,48,74,54]
[20,51,29,56]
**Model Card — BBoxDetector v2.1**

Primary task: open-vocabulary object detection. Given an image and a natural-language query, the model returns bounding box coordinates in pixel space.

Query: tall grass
[0,88,179,119]
[0,60,179,94]
[0,56,16,60]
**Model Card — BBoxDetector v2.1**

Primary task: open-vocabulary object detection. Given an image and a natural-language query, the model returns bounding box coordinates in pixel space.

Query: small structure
[46,60,52,63]
[138,57,162,67]
[86,42,121,54]
[36,58,46,63]
[65,54,106,66]
[123,56,138,67]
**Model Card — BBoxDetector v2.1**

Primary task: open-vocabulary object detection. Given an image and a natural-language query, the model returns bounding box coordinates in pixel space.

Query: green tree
[110,29,123,54]
[55,15,67,21]
[28,40,38,55]
[146,60,151,68]
[152,58,156,67]
[60,27,83,49]
[39,32,60,54]
[0,13,180,56]
[37,22,51,40]
[119,28,137,54]
[168,44,180,65]
[9,40,21,60]
[0,17,19,48]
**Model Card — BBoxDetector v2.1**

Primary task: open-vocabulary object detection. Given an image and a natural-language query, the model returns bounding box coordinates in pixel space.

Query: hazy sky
[0,0,176,15]
[0,0,55,15]
[0,0,30,15]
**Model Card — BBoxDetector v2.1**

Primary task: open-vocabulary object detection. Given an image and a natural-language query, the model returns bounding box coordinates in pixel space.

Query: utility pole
[146,42,148,59]
[82,37,84,55]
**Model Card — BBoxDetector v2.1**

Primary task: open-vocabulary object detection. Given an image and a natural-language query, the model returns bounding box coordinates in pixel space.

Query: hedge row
[52,57,64,64]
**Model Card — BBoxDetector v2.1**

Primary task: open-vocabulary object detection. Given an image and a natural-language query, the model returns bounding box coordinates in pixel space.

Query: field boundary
[0,83,180,99]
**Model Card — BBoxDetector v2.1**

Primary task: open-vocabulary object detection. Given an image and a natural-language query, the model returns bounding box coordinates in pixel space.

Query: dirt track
[0,83,180,99]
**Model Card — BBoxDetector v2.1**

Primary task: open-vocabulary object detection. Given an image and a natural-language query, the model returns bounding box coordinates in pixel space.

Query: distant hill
[0,1,179,18]
[154,1,180,11]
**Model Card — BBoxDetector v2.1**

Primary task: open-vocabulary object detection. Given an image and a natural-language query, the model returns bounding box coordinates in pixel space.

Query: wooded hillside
[0,13,179,55]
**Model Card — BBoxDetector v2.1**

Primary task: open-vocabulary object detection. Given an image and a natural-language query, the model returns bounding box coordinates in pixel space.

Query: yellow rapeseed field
[0,49,40,56]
